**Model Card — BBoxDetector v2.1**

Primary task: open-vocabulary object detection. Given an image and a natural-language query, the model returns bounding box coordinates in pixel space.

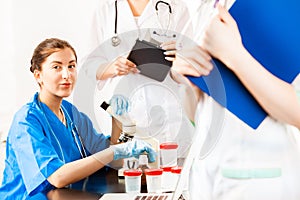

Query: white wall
[0,0,204,140]
[0,0,99,140]
[0,1,16,140]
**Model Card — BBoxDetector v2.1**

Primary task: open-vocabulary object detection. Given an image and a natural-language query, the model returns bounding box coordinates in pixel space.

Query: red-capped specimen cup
[124,169,142,193]
[159,142,178,167]
[144,168,163,193]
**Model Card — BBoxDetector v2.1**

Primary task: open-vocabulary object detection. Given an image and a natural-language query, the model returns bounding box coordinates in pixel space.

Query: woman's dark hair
[30,38,77,73]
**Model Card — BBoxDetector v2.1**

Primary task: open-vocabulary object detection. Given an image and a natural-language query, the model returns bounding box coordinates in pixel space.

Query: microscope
[100,101,160,171]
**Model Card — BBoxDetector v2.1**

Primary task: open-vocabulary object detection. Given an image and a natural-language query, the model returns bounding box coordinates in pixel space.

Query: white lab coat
[85,0,193,80]
[189,74,300,200]
[81,0,195,157]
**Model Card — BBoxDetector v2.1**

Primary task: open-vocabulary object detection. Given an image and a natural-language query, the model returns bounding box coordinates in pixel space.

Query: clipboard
[188,0,300,129]
[127,40,172,82]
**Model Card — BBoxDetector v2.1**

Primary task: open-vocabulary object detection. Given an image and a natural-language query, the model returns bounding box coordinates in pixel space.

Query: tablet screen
[127,40,172,82]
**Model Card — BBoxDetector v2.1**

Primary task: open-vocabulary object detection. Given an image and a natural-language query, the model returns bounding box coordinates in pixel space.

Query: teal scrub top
[0,92,110,200]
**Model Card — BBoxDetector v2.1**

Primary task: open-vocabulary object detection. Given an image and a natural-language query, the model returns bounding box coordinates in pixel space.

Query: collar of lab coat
[108,0,155,27]
[107,0,175,26]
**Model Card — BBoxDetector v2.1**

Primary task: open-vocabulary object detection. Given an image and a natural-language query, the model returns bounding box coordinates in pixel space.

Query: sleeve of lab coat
[82,1,112,83]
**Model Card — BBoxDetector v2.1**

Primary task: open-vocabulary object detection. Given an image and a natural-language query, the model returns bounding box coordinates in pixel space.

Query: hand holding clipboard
[187,0,300,129]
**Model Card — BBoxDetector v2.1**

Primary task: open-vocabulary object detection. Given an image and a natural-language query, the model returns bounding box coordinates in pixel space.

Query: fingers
[216,3,235,25]
[185,57,213,76]
[176,46,213,77]
[146,147,157,163]
[172,61,202,77]
[160,40,176,50]
[202,3,242,64]
[161,41,177,62]
[113,57,139,76]
[164,50,176,62]
[109,94,130,115]
[131,139,157,162]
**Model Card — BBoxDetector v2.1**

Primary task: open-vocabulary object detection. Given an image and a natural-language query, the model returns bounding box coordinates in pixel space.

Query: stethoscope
[111,0,174,47]
[152,1,176,38]
[37,98,88,161]
[37,96,90,190]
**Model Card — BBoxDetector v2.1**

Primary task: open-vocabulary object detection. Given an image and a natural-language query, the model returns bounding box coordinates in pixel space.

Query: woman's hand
[201,4,300,128]
[110,56,139,76]
[161,40,213,77]
[161,40,177,62]
[111,139,157,162]
[109,94,130,116]
[174,44,213,77]
[202,4,243,70]
[98,57,140,80]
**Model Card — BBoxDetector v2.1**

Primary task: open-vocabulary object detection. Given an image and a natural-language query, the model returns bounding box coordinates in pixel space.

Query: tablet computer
[127,40,172,82]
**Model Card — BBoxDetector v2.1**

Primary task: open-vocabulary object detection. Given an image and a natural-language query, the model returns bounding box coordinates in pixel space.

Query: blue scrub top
[0,92,110,200]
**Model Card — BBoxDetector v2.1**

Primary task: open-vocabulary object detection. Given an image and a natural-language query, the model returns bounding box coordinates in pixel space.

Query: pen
[214,0,219,8]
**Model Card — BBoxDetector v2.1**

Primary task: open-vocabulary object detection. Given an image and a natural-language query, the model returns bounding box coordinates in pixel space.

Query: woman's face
[35,48,77,99]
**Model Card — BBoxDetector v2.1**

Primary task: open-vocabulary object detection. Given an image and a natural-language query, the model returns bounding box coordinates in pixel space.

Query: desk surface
[30,166,146,200]
[30,158,185,200]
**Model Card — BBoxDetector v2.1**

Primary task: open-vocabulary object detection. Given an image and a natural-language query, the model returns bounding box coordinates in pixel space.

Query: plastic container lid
[171,166,182,174]
[159,142,178,150]
[161,166,173,172]
[124,169,142,176]
[144,168,163,176]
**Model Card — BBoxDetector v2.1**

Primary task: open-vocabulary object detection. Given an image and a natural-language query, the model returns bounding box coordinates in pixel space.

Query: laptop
[99,193,174,200]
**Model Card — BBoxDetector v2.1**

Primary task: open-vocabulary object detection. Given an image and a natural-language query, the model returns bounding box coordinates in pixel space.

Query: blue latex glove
[109,94,130,115]
[112,139,156,162]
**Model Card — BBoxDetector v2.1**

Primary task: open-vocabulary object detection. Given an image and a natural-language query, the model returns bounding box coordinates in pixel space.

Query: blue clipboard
[188,0,300,129]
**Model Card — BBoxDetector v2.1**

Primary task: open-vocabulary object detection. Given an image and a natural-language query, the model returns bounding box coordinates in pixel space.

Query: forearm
[47,148,114,188]
[111,117,122,144]
[228,47,300,128]
[96,63,115,80]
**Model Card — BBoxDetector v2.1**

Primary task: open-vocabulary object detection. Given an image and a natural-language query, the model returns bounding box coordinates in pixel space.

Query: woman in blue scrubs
[0,38,156,200]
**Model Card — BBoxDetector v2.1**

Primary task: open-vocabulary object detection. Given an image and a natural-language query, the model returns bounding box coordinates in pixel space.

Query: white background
[0,0,200,140]
[0,0,101,139]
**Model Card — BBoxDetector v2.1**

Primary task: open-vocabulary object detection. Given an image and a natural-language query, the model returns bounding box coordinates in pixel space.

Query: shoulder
[170,0,188,6]
[169,0,189,11]
[164,0,191,22]
[13,105,40,125]
[96,0,115,11]
[94,0,115,25]
[13,94,44,123]
[8,95,45,141]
